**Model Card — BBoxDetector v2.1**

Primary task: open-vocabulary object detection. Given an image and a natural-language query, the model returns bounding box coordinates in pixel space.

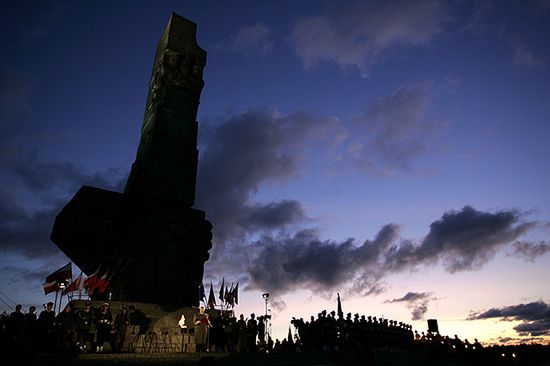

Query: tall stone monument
[50,13,212,308]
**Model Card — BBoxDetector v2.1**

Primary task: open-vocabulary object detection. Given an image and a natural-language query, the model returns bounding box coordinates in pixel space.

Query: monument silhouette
[50,13,212,308]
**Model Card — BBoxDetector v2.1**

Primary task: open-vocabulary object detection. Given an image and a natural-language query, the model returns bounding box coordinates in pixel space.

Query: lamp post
[262,293,270,345]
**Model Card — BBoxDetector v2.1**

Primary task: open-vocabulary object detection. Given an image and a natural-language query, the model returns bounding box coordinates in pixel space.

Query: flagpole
[58,290,63,314]
[54,290,59,315]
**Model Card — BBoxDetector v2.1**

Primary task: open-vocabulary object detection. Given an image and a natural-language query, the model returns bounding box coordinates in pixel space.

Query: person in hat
[75,301,95,352]
[95,303,112,353]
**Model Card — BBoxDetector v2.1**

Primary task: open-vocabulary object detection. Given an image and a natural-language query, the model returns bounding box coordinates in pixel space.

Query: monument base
[72,300,201,353]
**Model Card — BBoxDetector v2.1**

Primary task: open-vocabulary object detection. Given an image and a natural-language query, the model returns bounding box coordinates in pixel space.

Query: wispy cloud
[386,291,438,320]
[342,82,444,174]
[511,241,550,262]
[507,36,547,67]
[232,22,273,56]
[290,0,448,77]
[463,2,548,68]
[214,22,274,57]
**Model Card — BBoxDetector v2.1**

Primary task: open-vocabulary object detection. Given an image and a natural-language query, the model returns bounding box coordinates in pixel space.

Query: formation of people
[0,300,148,355]
[289,310,414,353]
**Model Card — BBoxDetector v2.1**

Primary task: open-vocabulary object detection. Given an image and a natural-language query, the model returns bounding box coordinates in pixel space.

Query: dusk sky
[1,0,550,345]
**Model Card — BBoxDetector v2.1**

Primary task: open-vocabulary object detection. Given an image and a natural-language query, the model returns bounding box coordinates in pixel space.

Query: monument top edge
[166,12,198,33]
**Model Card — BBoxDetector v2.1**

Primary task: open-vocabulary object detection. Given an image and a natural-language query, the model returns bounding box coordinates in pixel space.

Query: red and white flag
[84,265,101,294]
[62,272,84,295]
[42,281,59,295]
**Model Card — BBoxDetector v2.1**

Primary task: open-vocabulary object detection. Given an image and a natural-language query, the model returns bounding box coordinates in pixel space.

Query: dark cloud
[0,196,61,258]
[0,153,126,259]
[511,241,550,262]
[241,200,307,232]
[290,0,448,77]
[494,335,547,344]
[422,206,535,272]
[469,301,550,337]
[386,291,437,320]
[247,224,399,295]
[245,206,539,297]
[196,108,340,257]
[10,151,126,195]
[386,206,535,273]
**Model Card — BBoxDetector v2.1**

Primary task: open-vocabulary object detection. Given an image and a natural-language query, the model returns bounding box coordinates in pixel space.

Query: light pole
[262,293,270,345]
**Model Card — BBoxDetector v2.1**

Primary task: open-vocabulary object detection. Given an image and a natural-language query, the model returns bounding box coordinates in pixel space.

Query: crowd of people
[2,301,548,365]
[199,309,269,353]
[200,309,414,354]
[0,300,149,355]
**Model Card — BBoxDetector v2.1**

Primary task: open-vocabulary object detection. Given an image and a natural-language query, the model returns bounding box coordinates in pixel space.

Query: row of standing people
[0,300,145,354]
[194,307,267,353]
[290,310,414,353]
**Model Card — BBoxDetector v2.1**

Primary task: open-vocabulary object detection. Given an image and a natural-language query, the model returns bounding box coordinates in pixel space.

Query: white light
[178,314,187,329]
[501,353,505,357]
[512,353,516,358]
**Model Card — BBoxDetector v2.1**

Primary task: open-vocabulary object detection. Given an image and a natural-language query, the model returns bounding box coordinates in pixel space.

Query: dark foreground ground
[6,349,550,366]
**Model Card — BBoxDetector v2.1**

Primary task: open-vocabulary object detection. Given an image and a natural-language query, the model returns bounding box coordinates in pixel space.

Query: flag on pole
[218,277,225,302]
[199,283,206,303]
[225,283,234,306]
[42,281,60,295]
[98,270,114,295]
[337,292,343,319]
[45,262,72,284]
[207,282,216,309]
[84,265,101,294]
[92,272,108,296]
[234,282,239,305]
[62,272,84,295]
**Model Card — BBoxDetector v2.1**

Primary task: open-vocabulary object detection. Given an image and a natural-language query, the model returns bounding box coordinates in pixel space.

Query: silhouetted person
[128,305,149,335]
[37,302,56,352]
[236,314,247,352]
[54,301,76,353]
[113,305,130,352]
[7,304,25,351]
[246,313,258,352]
[21,305,38,353]
[257,315,265,347]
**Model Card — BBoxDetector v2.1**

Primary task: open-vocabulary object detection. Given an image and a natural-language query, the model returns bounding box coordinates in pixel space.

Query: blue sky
[1,0,550,344]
